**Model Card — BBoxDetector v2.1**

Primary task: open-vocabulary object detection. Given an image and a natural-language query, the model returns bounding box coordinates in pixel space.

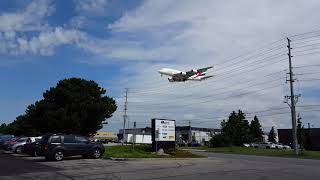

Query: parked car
[275,143,283,149]
[10,137,29,153]
[38,134,105,161]
[188,141,201,147]
[243,143,250,147]
[253,142,276,149]
[275,143,291,149]
[3,137,21,150]
[23,137,42,156]
[0,135,15,148]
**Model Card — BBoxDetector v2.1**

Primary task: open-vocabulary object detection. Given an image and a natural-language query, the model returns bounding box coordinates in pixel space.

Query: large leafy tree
[268,127,277,143]
[7,78,117,136]
[0,123,7,134]
[249,116,263,142]
[221,110,251,146]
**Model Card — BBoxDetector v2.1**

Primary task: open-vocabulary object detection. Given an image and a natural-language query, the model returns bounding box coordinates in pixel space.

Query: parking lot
[1,150,320,180]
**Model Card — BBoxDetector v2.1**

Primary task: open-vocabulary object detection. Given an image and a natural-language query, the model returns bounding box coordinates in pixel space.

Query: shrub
[209,134,231,147]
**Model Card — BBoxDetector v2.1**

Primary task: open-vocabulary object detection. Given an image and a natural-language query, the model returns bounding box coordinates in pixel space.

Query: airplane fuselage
[158,68,185,76]
[158,68,210,82]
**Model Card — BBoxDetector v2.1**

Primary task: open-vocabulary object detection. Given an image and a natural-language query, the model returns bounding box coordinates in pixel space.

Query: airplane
[158,66,214,82]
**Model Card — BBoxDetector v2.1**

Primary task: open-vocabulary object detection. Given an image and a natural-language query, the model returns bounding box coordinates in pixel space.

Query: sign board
[155,119,175,141]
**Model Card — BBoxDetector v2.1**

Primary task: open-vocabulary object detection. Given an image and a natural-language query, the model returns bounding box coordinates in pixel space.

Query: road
[1,151,320,180]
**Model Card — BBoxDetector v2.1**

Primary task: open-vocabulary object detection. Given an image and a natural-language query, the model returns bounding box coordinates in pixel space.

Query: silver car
[276,143,291,149]
[11,137,41,153]
[253,142,276,149]
[10,137,28,153]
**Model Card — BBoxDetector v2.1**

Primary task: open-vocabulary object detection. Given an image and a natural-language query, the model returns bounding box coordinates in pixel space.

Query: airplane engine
[168,78,175,82]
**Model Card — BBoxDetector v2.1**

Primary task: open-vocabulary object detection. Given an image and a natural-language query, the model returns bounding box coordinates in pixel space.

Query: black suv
[38,134,105,161]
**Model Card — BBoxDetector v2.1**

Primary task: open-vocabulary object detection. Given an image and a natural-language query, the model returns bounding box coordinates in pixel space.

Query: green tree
[221,110,251,146]
[0,123,7,133]
[268,127,277,143]
[297,114,305,148]
[7,78,117,136]
[249,116,263,142]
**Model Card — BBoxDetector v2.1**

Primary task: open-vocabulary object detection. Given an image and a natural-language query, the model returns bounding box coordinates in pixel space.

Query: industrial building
[118,126,220,145]
[93,131,118,141]
[278,128,320,150]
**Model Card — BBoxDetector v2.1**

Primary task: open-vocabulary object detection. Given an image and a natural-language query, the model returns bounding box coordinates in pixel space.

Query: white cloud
[0,0,87,56]
[0,0,54,32]
[1,0,320,131]
[99,0,320,131]
[0,27,86,56]
[76,0,110,14]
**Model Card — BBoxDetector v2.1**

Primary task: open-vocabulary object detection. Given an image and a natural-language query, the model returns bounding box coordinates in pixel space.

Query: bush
[209,134,231,147]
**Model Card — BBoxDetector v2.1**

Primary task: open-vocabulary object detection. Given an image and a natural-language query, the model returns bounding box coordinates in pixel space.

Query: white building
[118,126,221,145]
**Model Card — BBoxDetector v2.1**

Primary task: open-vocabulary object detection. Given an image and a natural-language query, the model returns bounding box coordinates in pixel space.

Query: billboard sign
[155,119,175,141]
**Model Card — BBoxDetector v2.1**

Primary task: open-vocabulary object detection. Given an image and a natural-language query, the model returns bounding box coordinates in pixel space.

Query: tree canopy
[221,110,251,146]
[249,116,263,142]
[3,78,117,136]
[268,127,277,143]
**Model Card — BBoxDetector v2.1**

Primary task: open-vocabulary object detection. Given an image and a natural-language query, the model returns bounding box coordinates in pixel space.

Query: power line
[289,29,320,38]
[293,64,320,69]
[127,78,285,107]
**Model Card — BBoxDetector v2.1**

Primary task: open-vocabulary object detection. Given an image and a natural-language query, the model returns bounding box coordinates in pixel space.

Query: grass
[183,146,320,160]
[104,145,206,159]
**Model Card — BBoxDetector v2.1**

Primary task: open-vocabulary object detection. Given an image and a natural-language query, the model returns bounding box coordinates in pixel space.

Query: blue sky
[1,0,320,133]
[0,0,141,122]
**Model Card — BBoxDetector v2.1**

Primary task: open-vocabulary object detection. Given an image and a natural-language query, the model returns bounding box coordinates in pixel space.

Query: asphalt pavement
[1,151,320,180]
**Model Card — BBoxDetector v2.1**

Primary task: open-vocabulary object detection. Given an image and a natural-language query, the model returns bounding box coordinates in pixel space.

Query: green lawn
[183,146,320,159]
[104,145,206,159]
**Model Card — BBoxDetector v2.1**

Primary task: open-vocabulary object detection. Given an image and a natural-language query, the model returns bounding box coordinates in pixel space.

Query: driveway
[1,151,320,180]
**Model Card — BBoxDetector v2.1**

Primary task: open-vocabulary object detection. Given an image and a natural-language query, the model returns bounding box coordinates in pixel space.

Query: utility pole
[284,37,299,155]
[122,88,128,145]
[188,120,191,144]
[133,121,136,150]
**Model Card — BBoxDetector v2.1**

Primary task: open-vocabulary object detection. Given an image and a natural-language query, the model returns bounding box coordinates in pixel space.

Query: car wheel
[92,149,102,159]
[53,150,64,161]
[15,146,23,154]
[266,146,270,149]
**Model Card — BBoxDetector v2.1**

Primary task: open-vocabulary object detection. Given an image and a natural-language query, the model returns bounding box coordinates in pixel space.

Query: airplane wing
[200,75,214,80]
[185,66,214,77]
[197,66,214,73]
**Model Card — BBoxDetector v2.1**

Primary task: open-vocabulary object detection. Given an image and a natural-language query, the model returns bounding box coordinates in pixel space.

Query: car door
[63,135,77,156]
[75,136,91,155]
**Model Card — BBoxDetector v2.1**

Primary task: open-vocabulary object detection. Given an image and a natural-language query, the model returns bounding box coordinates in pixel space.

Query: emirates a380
[158,66,214,82]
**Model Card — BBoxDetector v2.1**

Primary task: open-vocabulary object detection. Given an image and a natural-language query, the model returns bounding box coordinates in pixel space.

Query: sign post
[151,118,176,152]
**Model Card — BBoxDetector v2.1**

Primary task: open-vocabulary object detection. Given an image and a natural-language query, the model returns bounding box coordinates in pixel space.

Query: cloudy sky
[1,0,320,133]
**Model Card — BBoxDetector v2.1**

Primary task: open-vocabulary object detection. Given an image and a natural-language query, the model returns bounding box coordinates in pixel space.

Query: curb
[180,149,208,152]
[104,157,208,161]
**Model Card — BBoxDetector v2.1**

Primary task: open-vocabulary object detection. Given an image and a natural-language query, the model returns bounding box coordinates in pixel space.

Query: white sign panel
[155,120,175,141]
